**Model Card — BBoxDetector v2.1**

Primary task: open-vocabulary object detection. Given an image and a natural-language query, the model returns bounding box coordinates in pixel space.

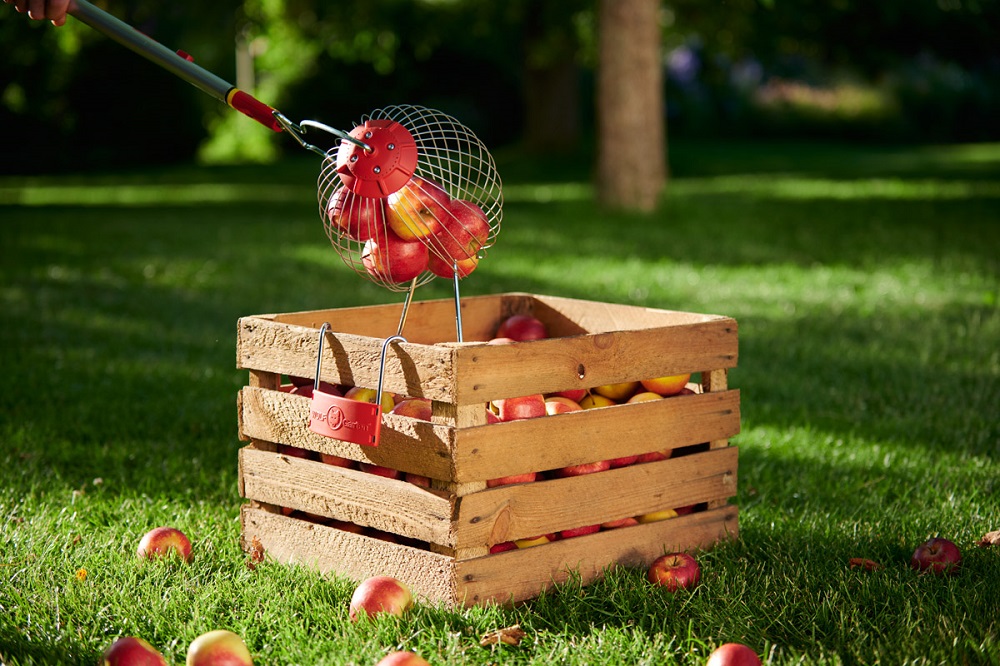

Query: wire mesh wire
[318,105,503,292]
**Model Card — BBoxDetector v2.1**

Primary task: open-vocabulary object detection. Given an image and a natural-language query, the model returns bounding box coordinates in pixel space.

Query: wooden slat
[241,506,459,604]
[451,389,740,483]
[453,504,739,606]
[453,446,738,548]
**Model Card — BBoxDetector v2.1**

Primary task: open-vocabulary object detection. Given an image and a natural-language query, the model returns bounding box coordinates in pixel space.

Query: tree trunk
[596,0,666,212]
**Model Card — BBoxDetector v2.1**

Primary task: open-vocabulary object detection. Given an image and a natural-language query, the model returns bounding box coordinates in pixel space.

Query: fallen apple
[647,552,700,591]
[102,636,168,666]
[349,575,414,621]
[706,643,762,666]
[136,526,192,563]
[911,537,962,575]
[375,651,431,666]
[186,629,253,666]
[494,314,547,341]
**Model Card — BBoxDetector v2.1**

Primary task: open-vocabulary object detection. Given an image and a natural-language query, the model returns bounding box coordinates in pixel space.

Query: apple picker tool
[67,0,503,341]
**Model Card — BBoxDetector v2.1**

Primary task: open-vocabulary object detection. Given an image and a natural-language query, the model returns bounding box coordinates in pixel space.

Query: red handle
[227,89,283,133]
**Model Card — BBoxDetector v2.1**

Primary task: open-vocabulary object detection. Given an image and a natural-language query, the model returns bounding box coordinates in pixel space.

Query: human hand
[4,0,74,26]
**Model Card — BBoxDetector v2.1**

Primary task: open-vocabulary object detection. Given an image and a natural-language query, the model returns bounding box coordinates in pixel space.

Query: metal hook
[376,335,407,408]
[313,322,331,393]
[273,112,371,158]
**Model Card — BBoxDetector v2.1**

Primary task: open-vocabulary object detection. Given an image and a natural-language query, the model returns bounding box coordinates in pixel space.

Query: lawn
[1,139,998,665]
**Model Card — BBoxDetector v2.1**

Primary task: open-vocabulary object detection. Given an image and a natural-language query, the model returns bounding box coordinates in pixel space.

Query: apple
[404,472,431,488]
[640,373,692,397]
[514,534,552,549]
[278,444,314,460]
[553,459,611,478]
[489,541,517,553]
[359,462,403,480]
[493,394,547,422]
[607,454,639,468]
[487,336,516,345]
[911,537,962,575]
[579,393,616,409]
[361,233,429,284]
[559,524,601,539]
[601,517,639,530]
[545,396,583,415]
[349,575,414,621]
[137,527,192,563]
[327,187,387,242]
[484,408,501,424]
[647,552,700,591]
[102,636,168,666]
[375,652,431,666]
[427,249,479,278]
[320,453,356,469]
[636,448,672,464]
[706,643,762,666]
[487,472,538,488]
[627,391,663,404]
[636,508,679,523]
[328,519,366,534]
[344,386,395,414]
[550,388,588,403]
[673,503,698,516]
[186,629,253,666]
[386,176,449,241]
[391,397,433,421]
[436,198,490,259]
[494,314,547,342]
[592,381,640,401]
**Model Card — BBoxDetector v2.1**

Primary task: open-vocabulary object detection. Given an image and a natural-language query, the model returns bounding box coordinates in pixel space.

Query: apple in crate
[349,575,414,621]
[514,534,552,549]
[493,394,546,421]
[545,396,583,415]
[494,314,547,341]
[707,643,762,666]
[102,636,168,666]
[405,472,431,488]
[137,527,192,563]
[327,187,387,242]
[627,391,663,404]
[636,508,678,523]
[487,472,538,488]
[391,397,432,420]
[601,517,639,530]
[386,176,449,241]
[550,388,588,403]
[579,393,616,409]
[911,537,962,575]
[359,463,403,480]
[186,629,253,666]
[593,381,640,401]
[640,373,692,396]
[559,524,601,539]
[361,234,429,284]
[376,652,431,666]
[278,444,313,460]
[552,459,611,478]
[647,552,700,591]
[320,453,356,469]
[344,386,395,414]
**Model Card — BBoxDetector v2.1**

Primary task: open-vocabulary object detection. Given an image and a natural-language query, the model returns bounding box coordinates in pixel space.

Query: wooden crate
[237,292,740,607]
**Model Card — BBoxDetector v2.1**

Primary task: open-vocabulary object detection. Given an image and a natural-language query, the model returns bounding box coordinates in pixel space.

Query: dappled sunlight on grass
[0,182,314,206]
[670,175,1000,201]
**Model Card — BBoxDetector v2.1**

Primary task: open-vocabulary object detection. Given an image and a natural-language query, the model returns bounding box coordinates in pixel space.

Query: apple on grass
[386,176,449,241]
[102,636,168,666]
[137,527,192,563]
[361,233,429,284]
[186,629,253,666]
[494,314,547,341]
[647,552,700,591]
[327,187,387,242]
[493,394,547,421]
[706,643,762,666]
[640,373,692,397]
[376,652,431,666]
[349,575,414,621]
[911,537,962,575]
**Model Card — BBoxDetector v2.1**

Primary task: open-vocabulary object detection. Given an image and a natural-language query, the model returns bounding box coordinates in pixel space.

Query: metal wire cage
[318,105,503,292]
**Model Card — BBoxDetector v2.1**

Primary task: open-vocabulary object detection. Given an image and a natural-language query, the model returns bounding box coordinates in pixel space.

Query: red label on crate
[309,390,381,446]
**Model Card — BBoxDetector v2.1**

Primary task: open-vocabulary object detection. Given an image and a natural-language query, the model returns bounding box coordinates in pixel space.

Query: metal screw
[350,154,358,163]
[387,143,395,150]
[373,166,381,174]
[365,131,373,139]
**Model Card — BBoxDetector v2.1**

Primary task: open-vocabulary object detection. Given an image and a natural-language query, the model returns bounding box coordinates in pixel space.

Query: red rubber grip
[227,89,282,132]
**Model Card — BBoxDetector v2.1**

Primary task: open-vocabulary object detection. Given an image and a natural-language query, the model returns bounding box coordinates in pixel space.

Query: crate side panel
[238,387,456,480]
[454,505,738,606]
[531,294,732,333]
[454,446,738,548]
[241,505,458,604]
[239,447,456,546]
[452,390,740,482]
[452,319,738,404]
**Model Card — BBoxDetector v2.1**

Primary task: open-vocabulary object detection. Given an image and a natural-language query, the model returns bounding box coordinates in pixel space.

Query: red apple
[550,388,588,403]
[320,453,356,469]
[559,524,601,539]
[489,541,517,553]
[386,176,449,241]
[487,337,516,345]
[592,381,640,401]
[344,386,395,414]
[136,527,192,563]
[647,552,700,591]
[102,636,168,666]
[359,462,402,480]
[186,629,253,666]
[494,314,547,342]
[673,503,698,516]
[545,396,583,415]
[706,643,762,666]
[328,519,366,534]
[349,575,414,621]
[911,537,962,575]
[493,394,546,422]
[484,408,501,424]
[636,448,672,464]
[640,373,692,397]
[327,187,387,242]
[404,472,431,488]
[487,472,538,488]
[553,459,611,478]
[427,249,479,278]
[390,397,433,421]
[376,651,431,666]
[361,233,429,284]
[278,444,314,460]
[601,517,639,530]
[436,198,490,259]
[607,454,639,468]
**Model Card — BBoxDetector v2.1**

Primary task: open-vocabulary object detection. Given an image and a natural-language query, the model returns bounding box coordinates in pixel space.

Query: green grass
[1,139,999,665]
